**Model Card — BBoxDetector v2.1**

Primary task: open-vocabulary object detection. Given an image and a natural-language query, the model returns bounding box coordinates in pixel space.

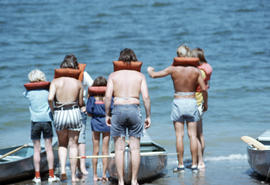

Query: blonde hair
[176,44,191,57]
[28,69,46,82]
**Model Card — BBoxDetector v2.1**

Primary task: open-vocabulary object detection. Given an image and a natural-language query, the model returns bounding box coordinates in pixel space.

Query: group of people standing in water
[23,45,212,185]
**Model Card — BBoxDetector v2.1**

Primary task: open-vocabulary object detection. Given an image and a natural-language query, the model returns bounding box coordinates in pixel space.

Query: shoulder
[83,71,93,80]
[108,72,117,79]
[184,66,201,75]
[50,78,59,87]
[165,66,174,72]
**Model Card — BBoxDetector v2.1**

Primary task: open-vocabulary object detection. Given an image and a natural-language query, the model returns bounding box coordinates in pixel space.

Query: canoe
[107,131,167,183]
[0,138,58,183]
[247,130,270,177]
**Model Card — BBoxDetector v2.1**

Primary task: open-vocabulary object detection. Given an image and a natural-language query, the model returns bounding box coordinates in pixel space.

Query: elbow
[104,96,112,103]
[79,102,84,107]
[48,98,53,103]
[143,96,150,103]
[148,72,155,78]
[201,87,207,92]
[150,74,157,78]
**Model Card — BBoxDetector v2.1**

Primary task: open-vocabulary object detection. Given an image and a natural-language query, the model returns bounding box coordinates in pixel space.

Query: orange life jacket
[78,63,86,81]
[88,86,107,96]
[113,61,142,72]
[197,63,213,91]
[172,57,200,67]
[24,81,50,90]
[54,63,86,82]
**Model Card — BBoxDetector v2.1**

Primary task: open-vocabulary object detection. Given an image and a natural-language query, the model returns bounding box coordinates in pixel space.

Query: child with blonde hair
[24,69,60,183]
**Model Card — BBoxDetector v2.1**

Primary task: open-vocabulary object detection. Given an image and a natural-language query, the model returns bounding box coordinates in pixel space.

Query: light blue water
[0,0,269,184]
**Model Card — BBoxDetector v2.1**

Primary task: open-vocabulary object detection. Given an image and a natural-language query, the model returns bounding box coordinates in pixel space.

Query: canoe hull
[108,142,167,183]
[0,139,58,183]
[246,130,270,178]
[247,146,270,177]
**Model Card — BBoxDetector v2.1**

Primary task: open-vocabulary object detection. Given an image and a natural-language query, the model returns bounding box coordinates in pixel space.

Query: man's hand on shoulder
[144,117,151,129]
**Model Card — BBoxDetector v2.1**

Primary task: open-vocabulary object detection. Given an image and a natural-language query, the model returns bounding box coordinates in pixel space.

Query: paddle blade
[241,136,268,150]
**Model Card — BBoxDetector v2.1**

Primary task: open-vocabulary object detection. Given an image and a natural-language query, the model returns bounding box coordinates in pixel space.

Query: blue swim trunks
[111,104,143,138]
[171,98,200,123]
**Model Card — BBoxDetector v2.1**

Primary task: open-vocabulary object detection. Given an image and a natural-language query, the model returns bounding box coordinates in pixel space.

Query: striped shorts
[53,107,82,131]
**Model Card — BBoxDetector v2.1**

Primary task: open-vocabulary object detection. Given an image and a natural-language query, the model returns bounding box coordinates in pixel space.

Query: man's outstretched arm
[147,66,172,78]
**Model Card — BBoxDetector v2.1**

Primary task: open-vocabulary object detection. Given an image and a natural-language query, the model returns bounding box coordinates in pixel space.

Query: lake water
[0,0,270,185]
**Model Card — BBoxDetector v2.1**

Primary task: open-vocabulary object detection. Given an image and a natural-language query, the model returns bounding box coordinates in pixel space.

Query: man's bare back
[170,66,205,92]
[148,66,206,93]
[48,77,84,109]
[109,70,145,105]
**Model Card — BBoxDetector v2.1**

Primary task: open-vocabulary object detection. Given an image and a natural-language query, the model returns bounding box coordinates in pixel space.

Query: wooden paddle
[0,144,28,160]
[241,136,268,150]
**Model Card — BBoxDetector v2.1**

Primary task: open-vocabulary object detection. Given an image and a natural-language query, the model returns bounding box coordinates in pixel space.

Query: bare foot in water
[198,162,206,169]
[71,177,80,183]
[60,173,67,181]
[81,169,89,175]
[131,180,139,185]
[93,175,101,181]
[102,177,108,182]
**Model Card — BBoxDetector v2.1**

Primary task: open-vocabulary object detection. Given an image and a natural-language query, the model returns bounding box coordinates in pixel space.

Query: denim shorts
[78,112,87,144]
[171,98,200,123]
[31,121,53,140]
[111,104,143,138]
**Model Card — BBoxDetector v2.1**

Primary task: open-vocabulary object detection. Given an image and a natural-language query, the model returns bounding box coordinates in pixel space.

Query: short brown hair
[93,76,107,86]
[118,48,138,63]
[60,54,79,69]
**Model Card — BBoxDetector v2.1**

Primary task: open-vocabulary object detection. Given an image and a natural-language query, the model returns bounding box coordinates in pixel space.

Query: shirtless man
[48,55,84,182]
[147,57,207,172]
[105,48,151,185]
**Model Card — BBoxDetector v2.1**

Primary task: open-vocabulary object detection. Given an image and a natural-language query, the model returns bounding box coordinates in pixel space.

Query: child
[23,69,60,183]
[191,48,212,169]
[86,76,112,182]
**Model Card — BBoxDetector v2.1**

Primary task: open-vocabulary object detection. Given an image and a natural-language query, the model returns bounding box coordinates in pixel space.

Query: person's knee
[34,147,41,153]
[93,146,100,154]
[175,132,184,139]
[188,133,197,140]
[115,145,125,152]
[129,143,140,151]
[45,146,53,154]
